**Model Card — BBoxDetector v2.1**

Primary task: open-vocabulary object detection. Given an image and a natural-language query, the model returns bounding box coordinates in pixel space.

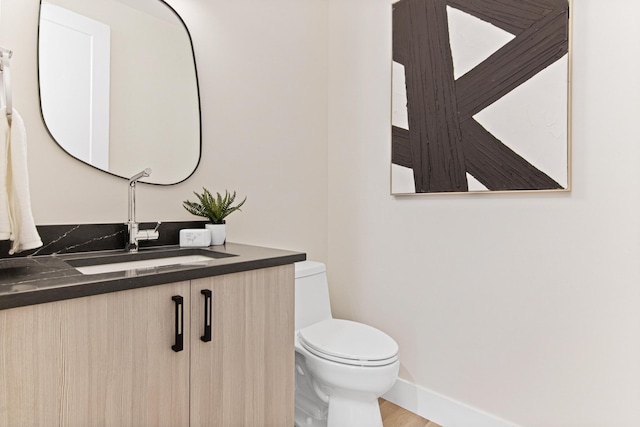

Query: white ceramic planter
[205,223,226,246]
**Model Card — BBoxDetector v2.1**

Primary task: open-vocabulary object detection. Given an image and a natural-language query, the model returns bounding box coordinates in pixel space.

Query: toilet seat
[298,319,399,367]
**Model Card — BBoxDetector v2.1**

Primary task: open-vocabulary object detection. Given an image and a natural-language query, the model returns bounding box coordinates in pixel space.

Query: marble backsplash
[0,221,209,258]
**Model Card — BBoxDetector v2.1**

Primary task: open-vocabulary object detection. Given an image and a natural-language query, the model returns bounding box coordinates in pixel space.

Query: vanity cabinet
[0,264,294,427]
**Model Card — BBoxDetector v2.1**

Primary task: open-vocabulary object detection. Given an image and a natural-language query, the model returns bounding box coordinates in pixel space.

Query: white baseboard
[382,378,522,427]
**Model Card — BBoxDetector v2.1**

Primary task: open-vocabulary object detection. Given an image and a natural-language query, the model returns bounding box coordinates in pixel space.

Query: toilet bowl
[294,261,400,427]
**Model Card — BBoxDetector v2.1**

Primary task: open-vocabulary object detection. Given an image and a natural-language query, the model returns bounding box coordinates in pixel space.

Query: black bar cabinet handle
[171,295,184,352]
[200,289,212,342]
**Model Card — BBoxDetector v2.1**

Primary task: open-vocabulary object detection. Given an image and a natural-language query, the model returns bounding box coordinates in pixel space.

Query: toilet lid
[298,319,399,367]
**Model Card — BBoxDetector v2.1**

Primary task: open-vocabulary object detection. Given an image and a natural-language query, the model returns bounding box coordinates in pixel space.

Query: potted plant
[183,188,247,245]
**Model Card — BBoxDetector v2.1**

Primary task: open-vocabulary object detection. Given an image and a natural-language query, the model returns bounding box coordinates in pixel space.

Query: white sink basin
[74,254,215,275]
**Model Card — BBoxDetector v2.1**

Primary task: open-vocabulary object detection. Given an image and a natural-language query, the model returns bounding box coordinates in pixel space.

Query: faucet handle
[137,223,160,241]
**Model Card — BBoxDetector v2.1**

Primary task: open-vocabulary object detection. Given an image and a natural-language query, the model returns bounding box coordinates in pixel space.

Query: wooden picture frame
[391,0,572,195]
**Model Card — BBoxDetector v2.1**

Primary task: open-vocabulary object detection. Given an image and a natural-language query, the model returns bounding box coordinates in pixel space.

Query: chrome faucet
[126,168,161,252]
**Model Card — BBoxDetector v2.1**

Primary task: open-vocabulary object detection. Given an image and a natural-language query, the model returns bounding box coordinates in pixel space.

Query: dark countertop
[0,243,306,310]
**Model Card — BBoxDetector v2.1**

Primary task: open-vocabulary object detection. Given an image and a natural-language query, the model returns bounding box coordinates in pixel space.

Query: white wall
[328,1,640,426]
[0,0,328,261]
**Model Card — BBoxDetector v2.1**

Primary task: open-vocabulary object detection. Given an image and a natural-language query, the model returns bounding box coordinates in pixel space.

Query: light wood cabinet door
[190,265,295,427]
[0,281,191,427]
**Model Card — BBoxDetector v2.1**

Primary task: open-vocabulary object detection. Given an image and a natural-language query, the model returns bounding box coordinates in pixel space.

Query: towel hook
[0,47,12,125]
[0,47,12,60]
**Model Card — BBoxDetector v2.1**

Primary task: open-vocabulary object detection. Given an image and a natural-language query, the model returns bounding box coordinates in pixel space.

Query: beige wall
[0,0,328,261]
[328,0,640,426]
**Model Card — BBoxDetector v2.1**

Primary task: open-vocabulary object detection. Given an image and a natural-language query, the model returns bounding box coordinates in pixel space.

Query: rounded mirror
[37,0,201,185]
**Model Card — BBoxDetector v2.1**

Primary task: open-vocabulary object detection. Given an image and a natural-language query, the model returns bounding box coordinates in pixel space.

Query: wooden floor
[380,399,442,427]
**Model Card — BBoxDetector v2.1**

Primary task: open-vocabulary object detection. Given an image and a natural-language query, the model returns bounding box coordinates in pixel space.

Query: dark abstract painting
[391,0,570,194]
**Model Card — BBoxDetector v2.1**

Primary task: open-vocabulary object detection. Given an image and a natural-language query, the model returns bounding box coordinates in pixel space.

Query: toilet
[294,261,400,427]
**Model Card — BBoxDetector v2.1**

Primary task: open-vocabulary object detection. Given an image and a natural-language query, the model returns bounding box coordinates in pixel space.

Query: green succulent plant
[183,188,247,224]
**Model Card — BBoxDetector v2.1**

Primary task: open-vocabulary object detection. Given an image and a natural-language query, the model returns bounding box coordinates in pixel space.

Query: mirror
[37,0,201,185]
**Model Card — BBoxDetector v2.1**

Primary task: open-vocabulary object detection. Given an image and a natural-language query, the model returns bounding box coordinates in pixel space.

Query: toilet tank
[294,261,332,331]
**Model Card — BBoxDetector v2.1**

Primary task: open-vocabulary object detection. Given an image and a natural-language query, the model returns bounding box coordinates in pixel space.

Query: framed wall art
[391,0,571,195]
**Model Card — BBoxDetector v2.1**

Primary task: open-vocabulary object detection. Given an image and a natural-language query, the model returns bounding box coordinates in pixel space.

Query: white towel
[0,107,42,254]
[0,109,10,240]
